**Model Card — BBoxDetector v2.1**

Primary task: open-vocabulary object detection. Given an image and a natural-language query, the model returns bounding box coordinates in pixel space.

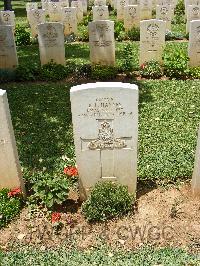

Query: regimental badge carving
[128,7,137,18]
[2,13,10,22]
[192,6,200,16]
[97,7,104,17]
[147,23,159,38]
[33,10,42,20]
[160,6,168,15]
[92,24,112,47]
[88,120,127,150]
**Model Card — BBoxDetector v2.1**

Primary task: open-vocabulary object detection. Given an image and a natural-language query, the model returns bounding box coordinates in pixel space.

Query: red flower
[8,187,22,197]
[63,166,78,177]
[51,212,61,224]
[140,63,145,70]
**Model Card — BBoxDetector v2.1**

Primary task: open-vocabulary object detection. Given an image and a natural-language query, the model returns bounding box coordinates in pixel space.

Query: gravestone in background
[0,11,15,29]
[192,125,200,196]
[0,25,18,69]
[28,9,46,38]
[38,22,65,65]
[92,6,109,21]
[156,4,172,30]
[140,0,152,20]
[124,5,140,31]
[48,2,62,22]
[0,90,25,193]
[186,5,200,33]
[70,82,138,200]
[89,20,115,65]
[139,19,166,65]
[61,7,77,35]
[188,20,200,66]
[117,0,129,21]
[71,1,83,23]
[94,0,107,6]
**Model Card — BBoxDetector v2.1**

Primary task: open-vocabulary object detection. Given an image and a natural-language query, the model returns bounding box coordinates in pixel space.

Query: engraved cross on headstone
[81,119,132,178]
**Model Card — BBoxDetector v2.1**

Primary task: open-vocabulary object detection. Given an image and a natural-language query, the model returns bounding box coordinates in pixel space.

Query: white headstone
[41,0,50,13]
[140,0,152,20]
[186,5,200,33]
[89,20,115,65]
[60,0,69,8]
[38,22,65,65]
[48,2,62,22]
[192,125,200,196]
[94,0,107,6]
[70,82,138,200]
[28,9,45,37]
[188,20,200,66]
[0,11,15,28]
[82,0,88,14]
[156,4,172,30]
[117,0,129,21]
[92,5,109,20]
[26,2,38,11]
[124,5,140,31]
[61,7,78,35]
[139,19,166,65]
[0,90,25,193]
[0,25,18,69]
[71,1,83,22]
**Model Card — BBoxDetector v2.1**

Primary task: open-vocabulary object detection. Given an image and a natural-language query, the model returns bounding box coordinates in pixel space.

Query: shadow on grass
[6,83,74,174]
[65,43,90,61]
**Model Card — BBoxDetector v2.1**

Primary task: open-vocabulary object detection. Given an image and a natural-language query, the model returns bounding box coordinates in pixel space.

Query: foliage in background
[140,60,163,79]
[77,25,89,42]
[165,30,184,41]
[15,24,31,46]
[120,42,135,75]
[0,189,23,229]
[15,63,39,81]
[0,246,199,265]
[91,65,118,80]
[29,173,70,209]
[189,67,200,79]
[81,11,92,26]
[39,61,70,81]
[82,181,134,221]
[127,26,140,41]
[164,44,189,78]
[114,21,125,41]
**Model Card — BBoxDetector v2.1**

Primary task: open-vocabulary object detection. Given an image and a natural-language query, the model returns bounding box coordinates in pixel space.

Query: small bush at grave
[0,188,23,229]
[81,11,92,26]
[77,25,89,42]
[76,62,92,78]
[189,67,200,79]
[39,61,70,81]
[15,24,31,46]
[120,42,135,75]
[140,60,163,79]
[165,30,184,41]
[15,63,39,81]
[30,173,70,209]
[127,26,140,41]
[91,65,118,80]
[82,181,134,222]
[114,21,125,41]
[164,46,189,79]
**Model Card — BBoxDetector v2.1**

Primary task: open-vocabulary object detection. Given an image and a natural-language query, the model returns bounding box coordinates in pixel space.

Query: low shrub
[127,26,140,41]
[0,188,23,228]
[39,61,69,81]
[164,46,189,79]
[189,67,200,79]
[15,63,39,81]
[77,25,89,42]
[114,21,125,40]
[82,181,134,222]
[30,173,70,209]
[140,60,163,79]
[15,24,31,46]
[120,42,135,75]
[91,64,118,80]
[81,11,92,26]
[165,30,184,41]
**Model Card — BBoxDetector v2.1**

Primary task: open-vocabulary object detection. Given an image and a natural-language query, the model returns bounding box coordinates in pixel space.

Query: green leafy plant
[15,63,39,81]
[127,26,140,41]
[81,11,92,26]
[91,64,118,80]
[15,24,31,46]
[114,21,125,40]
[164,46,189,79]
[39,61,70,81]
[30,174,70,209]
[120,42,135,75]
[0,188,23,228]
[140,60,163,79]
[189,67,200,79]
[165,30,184,41]
[82,181,134,221]
[77,25,89,42]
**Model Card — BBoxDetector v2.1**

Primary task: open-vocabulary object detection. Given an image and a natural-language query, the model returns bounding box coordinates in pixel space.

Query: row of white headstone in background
[1,19,200,69]
[1,81,200,200]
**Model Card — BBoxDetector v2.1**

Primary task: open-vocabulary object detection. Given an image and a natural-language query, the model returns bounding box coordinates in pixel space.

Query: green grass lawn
[0,246,199,265]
